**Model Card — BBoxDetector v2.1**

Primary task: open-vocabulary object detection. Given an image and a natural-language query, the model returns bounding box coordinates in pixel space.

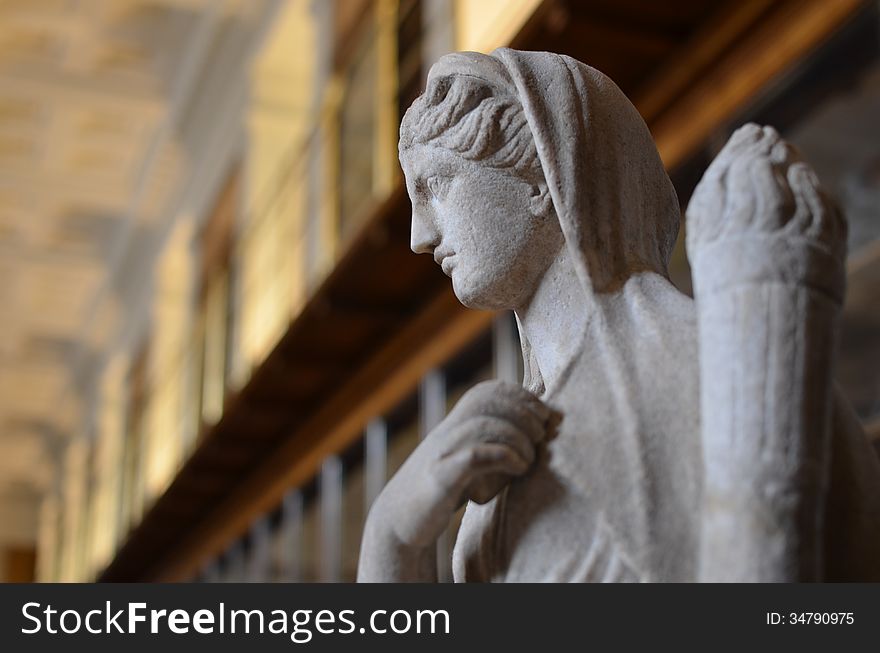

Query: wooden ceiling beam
[647,0,868,170]
[312,296,411,324]
[561,17,678,57]
[633,0,776,124]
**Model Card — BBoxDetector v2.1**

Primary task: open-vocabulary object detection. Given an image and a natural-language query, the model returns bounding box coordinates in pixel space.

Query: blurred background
[0,0,877,583]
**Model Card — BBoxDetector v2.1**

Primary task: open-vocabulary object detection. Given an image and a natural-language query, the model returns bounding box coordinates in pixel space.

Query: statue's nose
[410,210,439,255]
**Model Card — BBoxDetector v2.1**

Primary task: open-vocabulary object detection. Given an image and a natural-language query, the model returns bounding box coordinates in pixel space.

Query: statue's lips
[439,255,456,277]
[433,249,456,276]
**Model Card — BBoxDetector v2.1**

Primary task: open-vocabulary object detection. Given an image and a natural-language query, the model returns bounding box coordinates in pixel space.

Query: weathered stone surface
[357,48,880,583]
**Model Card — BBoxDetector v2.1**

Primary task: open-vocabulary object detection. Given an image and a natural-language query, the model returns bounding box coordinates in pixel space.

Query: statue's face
[400,144,561,310]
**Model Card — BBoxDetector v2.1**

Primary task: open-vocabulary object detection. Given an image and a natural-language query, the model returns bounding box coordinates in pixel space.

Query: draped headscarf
[420,49,682,393]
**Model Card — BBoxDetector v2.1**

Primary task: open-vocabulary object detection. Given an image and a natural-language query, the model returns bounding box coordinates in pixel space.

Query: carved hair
[399,72,544,187]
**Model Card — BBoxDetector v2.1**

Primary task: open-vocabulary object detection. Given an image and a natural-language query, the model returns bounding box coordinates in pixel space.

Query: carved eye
[426,175,452,200]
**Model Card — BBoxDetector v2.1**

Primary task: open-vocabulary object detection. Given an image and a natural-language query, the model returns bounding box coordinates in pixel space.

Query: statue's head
[400,49,681,312]
[399,52,562,311]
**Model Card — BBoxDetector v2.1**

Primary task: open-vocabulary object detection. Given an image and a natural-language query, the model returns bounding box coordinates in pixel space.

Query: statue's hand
[370,380,552,548]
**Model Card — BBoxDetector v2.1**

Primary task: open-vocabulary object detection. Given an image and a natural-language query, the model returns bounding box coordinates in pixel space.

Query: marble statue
[357,48,880,582]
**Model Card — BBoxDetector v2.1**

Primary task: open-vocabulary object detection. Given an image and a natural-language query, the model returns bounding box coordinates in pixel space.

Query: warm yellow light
[454,0,542,53]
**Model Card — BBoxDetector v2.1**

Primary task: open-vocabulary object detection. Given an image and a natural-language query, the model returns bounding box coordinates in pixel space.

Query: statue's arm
[357,380,550,582]
[357,497,439,582]
[686,124,847,581]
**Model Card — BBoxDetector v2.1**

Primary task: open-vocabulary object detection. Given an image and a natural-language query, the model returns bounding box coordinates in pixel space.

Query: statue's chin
[451,278,505,311]
[451,286,481,310]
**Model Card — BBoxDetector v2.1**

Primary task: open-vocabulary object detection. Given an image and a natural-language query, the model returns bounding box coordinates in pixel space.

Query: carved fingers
[445,380,551,441]
[437,415,538,504]
[366,380,554,548]
[437,380,553,504]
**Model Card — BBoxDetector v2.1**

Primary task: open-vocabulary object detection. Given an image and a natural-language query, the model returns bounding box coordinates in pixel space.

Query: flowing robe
[453,278,880,582]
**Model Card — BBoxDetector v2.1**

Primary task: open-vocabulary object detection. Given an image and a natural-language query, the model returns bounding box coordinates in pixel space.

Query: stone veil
[428,48,682,396]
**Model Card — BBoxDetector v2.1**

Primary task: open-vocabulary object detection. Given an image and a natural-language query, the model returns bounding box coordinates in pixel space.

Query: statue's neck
[515,250,675,397]
[515,246,592,396]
